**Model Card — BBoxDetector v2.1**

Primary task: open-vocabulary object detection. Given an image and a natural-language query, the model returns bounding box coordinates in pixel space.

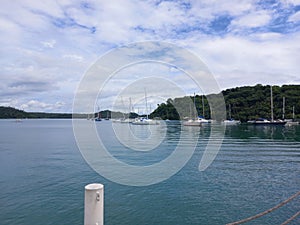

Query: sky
[1,0,300,113]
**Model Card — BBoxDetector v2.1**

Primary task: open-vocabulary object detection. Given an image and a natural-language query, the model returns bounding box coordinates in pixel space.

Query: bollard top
[85,183,104,191]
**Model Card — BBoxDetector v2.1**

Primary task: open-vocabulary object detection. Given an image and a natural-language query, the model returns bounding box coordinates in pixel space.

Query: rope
[226,190,300,225]
[280,210,300,225]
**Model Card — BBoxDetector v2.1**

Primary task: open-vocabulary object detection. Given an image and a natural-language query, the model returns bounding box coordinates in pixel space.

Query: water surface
[0,119,299,225]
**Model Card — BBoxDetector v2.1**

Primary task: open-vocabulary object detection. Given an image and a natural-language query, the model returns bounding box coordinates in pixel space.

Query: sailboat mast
[193,93,196,119]
[270,86,274,122]
[202,95,205,118]
[97,104,101,119]
[282,97,285,120]
[121,96,125,119]
[293,106,295,120]
[129,97,132,113]
[145,89,148,119]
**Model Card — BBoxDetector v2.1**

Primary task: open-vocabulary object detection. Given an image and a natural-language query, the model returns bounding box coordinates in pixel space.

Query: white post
[84,183,104,225]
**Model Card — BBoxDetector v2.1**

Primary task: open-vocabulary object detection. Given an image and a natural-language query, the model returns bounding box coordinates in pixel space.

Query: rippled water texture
[0,119,299,225]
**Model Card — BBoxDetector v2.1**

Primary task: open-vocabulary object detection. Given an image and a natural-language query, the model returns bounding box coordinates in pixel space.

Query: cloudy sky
[1,0,300,112]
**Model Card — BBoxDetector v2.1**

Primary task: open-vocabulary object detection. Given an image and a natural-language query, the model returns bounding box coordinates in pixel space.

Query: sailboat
[198,95,210,123]
[95,105,102,121]
[282,97,299,125]
[131,89,159,125]
[183,93,203,126]
[222,104,241,125]
[95,111,102,121]
[248,86,286,125]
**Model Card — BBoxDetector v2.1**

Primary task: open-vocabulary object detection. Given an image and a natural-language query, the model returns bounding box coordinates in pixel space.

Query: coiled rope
[226,190,300,225]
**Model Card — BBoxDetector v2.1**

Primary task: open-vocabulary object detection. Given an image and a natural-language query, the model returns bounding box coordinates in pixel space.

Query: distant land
[0,107,136,120]
[151,84,300,122]
[1,84,299,122]
[0,107,74,119]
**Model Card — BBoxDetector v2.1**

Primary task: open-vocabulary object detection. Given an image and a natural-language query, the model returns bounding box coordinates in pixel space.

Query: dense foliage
[0,106,28,119]
[0,106,72,119]
[150,84,300,122]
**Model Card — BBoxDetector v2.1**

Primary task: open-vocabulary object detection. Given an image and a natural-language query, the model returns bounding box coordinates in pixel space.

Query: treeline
[0,107,139,119]
[150,84,300,122]
[0,106,73,119]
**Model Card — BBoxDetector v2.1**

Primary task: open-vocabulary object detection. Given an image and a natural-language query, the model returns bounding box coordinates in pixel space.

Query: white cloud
[41,40,56,48]
[249,32,283,41]
[63,54,84,62]
[20,100,65,112]
[0,0,300,112]
[188,31,300,89]
[288,11,300,22]
[189,0,254,17]
[230,10,272,28]
[0,17,22,47]
[280,0,300,6]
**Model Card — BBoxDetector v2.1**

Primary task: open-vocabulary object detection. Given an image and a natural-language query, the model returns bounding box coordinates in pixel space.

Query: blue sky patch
[209,15,232,34]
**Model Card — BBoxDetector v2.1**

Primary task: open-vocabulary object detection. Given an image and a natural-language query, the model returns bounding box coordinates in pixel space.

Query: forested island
[150,84,300,122]
[0,106,73,119]
[1,84,299,121]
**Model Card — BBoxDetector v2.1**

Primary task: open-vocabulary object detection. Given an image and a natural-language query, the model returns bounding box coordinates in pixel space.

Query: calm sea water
[0,119,299,225]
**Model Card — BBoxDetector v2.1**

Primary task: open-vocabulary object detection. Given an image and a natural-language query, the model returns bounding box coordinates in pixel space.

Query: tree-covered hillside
[0,106,72,119]
[150,84,300,122]
[0,106,28,119]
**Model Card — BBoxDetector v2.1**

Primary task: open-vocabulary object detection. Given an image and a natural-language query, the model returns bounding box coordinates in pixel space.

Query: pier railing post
[84,183,104,225]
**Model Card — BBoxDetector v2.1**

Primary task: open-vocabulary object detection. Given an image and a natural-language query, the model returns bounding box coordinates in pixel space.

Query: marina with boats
[2,85,298,127]
[87,84,299,128]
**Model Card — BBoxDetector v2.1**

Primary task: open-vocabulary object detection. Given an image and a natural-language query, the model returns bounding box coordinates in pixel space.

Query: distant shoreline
[1,84,300,121]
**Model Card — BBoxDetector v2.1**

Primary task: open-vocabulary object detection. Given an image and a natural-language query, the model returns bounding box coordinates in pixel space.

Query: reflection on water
[98,120,201,166]
[111,121,167,151]
[224,124,300,141]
